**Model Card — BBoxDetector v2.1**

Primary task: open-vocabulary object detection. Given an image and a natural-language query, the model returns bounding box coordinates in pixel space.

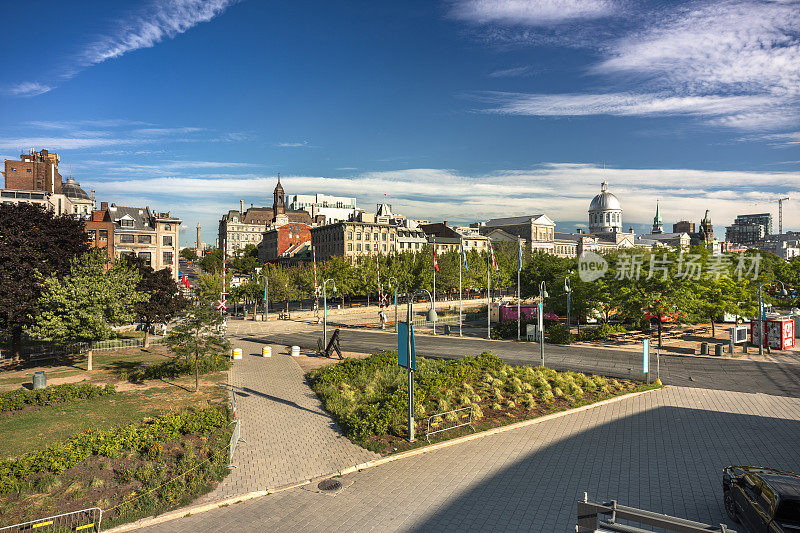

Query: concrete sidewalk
[196,340,378,503]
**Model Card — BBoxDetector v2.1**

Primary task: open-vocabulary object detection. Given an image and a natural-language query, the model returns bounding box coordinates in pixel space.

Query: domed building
[588,181,622,234]
[60,177,95,219]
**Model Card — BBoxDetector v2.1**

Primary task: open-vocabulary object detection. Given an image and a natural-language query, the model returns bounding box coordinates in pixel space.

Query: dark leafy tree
[0,203,89,358]
[128,258,187,348]
[180,248,198,262]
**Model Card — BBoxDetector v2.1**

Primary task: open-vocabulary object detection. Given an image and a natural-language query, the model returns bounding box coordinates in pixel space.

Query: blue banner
[397,321,416,370]
[643,339,649,373]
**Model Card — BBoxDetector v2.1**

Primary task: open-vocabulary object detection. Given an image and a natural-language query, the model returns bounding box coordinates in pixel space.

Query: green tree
[30,251,147,342]
[130,261,187,348]
[0,203,89,357]
[199,248,223,272]
[166,303,230,392]
[180,248,198,262]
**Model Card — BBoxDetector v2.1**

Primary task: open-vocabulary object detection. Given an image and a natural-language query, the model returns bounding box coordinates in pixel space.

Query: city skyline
[1,0,798,244]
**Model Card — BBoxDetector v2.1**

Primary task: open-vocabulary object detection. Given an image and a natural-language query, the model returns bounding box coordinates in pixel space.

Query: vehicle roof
[733,466,800,499]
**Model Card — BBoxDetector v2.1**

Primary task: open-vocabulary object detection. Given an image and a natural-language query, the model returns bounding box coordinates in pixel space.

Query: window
[348,243,353,251]
[382,244,387,251]
[138,235,151,244]
[120,219,134,227]
[120,234,135,243]
[26,168,31,173]
[356,232,362,240]
[373,233,378,241]
[87,231,96,241]
[165,224,172,231]
[374,243,378,251]
[30,193,44,200]
[138,252,151,265]
[347,232,353,240]
[99,230,108,242]
[163,236,173,246]
[356,243,362,251]
[382,233,387,241]
[163,252,173,265]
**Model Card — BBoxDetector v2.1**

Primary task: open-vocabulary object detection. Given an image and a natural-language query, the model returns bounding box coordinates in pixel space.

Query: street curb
[105,386,663,532]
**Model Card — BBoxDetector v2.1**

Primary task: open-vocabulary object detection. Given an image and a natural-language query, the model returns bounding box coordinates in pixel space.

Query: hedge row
[0,382,116,413]
[121,356,231,382]
[0,406,228,493]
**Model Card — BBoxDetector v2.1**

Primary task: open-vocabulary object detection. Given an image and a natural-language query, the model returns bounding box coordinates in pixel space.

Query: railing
[412,315,461,328]
[0,337,166,361]
[88,337,166,351]
[228,418,243,467]
[425,406,475,442]
[576,495,736,533]
[1,507,102,532]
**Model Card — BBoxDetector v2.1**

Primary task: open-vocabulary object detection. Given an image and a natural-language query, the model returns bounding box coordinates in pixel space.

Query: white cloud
[0,137,137,150]
[451,0,619,25]
[276,141,310,147]
[87,163,800,231]
[132,127,205,136]
[488,66,536,77]
[4,82,53,97]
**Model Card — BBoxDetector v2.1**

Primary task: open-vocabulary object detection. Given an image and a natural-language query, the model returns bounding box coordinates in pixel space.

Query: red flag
[433,248,439,272]
[489,243,499,271]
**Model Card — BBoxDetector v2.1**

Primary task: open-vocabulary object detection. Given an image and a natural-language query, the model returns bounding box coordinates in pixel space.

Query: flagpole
[432,238,436,336]
[517,238,521,342]
[487,245,491,339]
[459,244,463,337]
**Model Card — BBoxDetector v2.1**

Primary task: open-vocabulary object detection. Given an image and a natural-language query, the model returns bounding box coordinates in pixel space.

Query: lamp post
[564,273,572,344]
[263,269,269,322]
[388,276,398,330]
[322,278,337,345]
[539,281,548,367]
[405,289,436,442]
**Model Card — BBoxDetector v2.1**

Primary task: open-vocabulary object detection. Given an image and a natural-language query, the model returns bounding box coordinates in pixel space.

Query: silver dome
[62,178,91,200]
[589,182,621,211]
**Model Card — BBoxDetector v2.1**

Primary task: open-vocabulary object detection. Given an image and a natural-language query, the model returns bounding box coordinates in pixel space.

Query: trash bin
[33,371,46,389]
[714,343,724,356]
[700,342,709,355]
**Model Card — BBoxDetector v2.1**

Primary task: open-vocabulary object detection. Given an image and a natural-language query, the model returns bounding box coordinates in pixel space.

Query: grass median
[308,351,661,454]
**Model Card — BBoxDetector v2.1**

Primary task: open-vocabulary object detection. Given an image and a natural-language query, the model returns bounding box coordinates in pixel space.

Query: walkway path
[197,340,378,503]
[140,385,800,532]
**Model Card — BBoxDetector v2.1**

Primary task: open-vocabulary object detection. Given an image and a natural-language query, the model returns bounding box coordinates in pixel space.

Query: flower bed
[308,351,658,453]
[0,383,116,413]
[0,406,231,527]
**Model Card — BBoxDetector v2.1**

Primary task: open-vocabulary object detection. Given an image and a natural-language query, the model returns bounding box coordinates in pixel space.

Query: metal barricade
[228,418,245,467]
[425,406,475,442]
[1,507,102,532]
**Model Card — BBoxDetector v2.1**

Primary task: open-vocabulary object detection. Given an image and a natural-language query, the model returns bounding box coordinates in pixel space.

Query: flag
[433,248,439,272]
[461,243,469,272]
[489,243,499,271]
[518,240,523,272]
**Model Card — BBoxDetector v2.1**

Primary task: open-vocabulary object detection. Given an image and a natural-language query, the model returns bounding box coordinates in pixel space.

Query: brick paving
[196,339,378,503]
[141,386,800,532]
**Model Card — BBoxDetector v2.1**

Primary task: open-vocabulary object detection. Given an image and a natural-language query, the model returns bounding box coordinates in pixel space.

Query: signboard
[643,339,649,374]
[216,299,227,310]
[397,321,416,370]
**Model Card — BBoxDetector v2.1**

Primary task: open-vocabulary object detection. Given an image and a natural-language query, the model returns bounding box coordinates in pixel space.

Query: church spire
[652,201,663,234]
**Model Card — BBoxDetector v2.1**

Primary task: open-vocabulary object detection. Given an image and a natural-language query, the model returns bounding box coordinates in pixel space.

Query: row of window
[119,251,172,266]
[590,212,620,225]
[87,230,109,242]
[346,231,394,241]
[347,243,394,252]
[118,234,172,245]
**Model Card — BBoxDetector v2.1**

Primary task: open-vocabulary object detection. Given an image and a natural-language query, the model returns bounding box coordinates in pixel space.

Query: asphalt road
[249,327,800,397]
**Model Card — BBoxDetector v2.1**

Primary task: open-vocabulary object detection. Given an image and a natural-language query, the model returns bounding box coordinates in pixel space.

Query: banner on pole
[397,321,416,369]
[643,338,649,374]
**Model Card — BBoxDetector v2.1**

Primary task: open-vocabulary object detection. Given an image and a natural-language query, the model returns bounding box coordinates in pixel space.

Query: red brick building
[3,149,62,194]
[84,208,115,262]
[258,222,311,262]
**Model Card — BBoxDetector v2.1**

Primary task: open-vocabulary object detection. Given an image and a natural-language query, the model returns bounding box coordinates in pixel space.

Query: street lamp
[405,289,436,442]
[263,269,269,322]
[564,272,572,344]
[322,278,337,345]
[539,281,549,367]
[388,277,399,330]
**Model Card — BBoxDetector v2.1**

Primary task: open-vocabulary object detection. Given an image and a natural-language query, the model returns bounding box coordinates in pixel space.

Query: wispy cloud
[488,65,536,78]
[10,0,240,96]
[451,0,620,25]
[276,141,311,147]
[3,82,53,98]
[461,0,800,133]
[132,127,205,136]
[0,137,137,151]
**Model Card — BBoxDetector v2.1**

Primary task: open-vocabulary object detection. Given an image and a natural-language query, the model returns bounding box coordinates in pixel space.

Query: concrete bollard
[291,345,300,357]
[262,346,272,357]
[232,347,243,360]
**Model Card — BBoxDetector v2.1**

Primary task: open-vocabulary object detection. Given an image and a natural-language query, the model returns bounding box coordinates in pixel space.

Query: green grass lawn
[0,374,227,458]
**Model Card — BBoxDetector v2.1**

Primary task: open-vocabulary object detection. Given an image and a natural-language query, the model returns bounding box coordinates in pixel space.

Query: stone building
[103,202,182,280]
[454,226,490,253]
[311,211,398,262]
[475,214,556,253]
[419,222,462,254]
[588,181,623,234]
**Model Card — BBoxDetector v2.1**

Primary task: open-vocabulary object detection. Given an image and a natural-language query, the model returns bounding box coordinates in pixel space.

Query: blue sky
[1,0,798,245]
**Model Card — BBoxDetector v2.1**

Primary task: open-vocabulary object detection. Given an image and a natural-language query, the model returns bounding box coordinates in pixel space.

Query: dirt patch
[293,350,370,373]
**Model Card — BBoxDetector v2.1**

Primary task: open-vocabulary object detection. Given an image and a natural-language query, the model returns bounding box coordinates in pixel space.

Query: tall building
[726,213,773,244]
[651,201,663,234]
[698,210,714,244]
[673,220,696,234]
[219,177,312,255]
[588,182,623,234]
[475,214,556,253]
[286,193,357,224]
[311,211,398,261]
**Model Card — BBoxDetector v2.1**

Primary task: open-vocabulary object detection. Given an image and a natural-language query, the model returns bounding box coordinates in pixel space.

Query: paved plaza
[140,385,800,532]
[197,341,378,503]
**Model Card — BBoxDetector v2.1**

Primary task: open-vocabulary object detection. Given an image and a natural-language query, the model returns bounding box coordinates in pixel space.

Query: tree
[29,250,146,342]
[166,303,230,392]
[199,247,223,273]
[130,261,186,348]
[0,203,89,357]
[180,248,198,262]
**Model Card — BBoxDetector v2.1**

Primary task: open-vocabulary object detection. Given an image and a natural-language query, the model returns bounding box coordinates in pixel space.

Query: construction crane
[778,196,789,234]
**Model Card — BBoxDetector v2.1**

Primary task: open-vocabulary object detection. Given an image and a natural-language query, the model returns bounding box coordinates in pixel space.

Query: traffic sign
[217,299,228,310]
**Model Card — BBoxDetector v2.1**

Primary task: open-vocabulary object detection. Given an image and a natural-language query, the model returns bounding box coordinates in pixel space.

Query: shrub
[577,323,629,341]
[0,383,115,413]
[547,323,571,344]
[125,356,231,382]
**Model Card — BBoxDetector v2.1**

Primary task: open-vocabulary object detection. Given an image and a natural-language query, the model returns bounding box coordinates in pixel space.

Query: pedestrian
[379,305,387,330]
